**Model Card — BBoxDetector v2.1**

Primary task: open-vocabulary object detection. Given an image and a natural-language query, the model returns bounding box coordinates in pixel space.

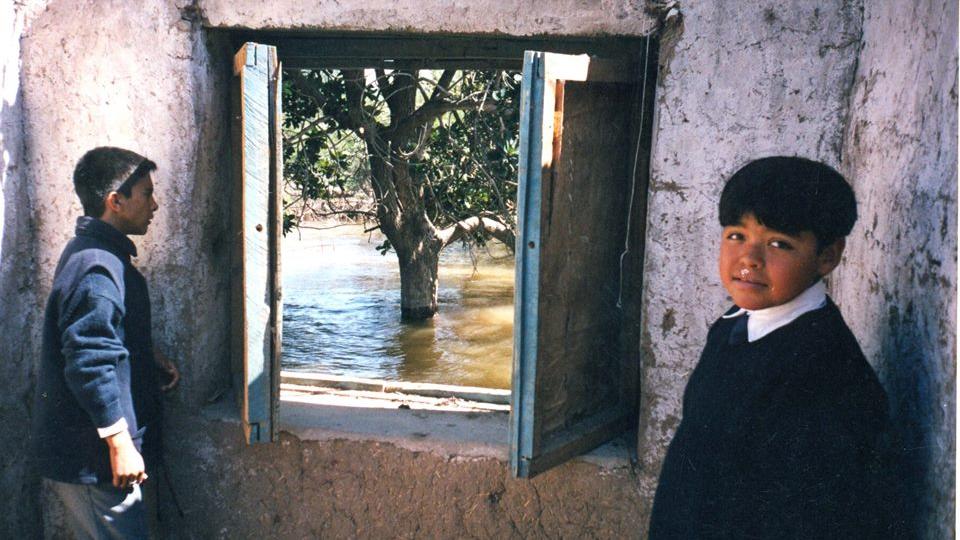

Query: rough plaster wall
[153,412,646,539]
[636,0,863,526]
[0,1,44,537]
[7,0,956,538]
[6,0,661,537]
[832,1,958,537]
[17,0,234,406]
[6,0,234,536]
[198,0,657,36]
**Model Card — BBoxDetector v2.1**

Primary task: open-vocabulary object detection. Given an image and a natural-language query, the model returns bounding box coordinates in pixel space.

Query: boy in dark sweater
[648,157,892,539]
[33,147,179,538]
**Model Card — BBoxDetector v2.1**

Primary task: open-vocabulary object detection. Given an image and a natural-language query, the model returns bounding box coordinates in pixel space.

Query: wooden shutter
[510,50,654,477]
[231,42,283,444]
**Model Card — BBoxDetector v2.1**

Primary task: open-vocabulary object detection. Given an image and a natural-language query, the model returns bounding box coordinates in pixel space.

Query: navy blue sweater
[649,301,892,539]
[33,217,158,484]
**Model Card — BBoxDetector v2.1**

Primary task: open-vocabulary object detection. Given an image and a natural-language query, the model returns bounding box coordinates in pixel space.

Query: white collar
[722,281,828,343]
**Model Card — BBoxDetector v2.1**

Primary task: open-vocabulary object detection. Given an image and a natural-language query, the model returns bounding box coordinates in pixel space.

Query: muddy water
[281,222,514,389]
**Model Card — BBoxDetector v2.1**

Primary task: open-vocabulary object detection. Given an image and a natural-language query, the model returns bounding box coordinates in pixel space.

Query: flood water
[281,222,515,389]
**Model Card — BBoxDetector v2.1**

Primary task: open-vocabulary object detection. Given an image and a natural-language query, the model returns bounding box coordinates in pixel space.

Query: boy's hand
[105,430,147,489]
[155,347,180,392]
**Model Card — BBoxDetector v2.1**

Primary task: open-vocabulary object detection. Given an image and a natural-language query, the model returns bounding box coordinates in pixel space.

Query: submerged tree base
[401,305,438,321]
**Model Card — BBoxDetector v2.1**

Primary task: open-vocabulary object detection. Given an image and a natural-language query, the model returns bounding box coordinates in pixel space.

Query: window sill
[201,386,633,470]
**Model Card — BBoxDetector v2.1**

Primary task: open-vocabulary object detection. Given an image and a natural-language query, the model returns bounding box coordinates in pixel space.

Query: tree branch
[386,99,496,143]
[287,70,358,132]
[438,216,516,251]
[374,68,389,97]
[381,70,417,121]
[341,69,365,125]
[365,147,403,234]
[430,70,456,102]
[306,209,378,219]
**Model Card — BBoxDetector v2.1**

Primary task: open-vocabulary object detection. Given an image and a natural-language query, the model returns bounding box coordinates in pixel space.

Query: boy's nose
[739,243,763,267]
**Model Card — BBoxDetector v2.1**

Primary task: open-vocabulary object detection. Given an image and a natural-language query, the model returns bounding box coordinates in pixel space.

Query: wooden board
[268,47,283,444]
[230,33,648,70]
[510,47,653,477]
[510,51,545,475]
[233,42,282,444]
[542,53,639,83]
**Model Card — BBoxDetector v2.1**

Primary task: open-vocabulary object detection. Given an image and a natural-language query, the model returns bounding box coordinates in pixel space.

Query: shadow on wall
[879,297,949,538]
[0,76,44,538]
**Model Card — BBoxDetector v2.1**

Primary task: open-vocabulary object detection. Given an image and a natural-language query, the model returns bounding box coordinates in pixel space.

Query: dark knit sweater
[32,217,159,484]
[648,300,891,539]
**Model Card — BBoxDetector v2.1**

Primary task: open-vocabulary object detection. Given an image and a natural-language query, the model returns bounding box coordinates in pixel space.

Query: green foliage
[417,71,520,235]
[281,68,519,241]
[282,70,370,231]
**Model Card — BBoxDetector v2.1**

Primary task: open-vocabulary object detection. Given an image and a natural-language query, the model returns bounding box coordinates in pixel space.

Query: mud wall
[155,413,645,539]
[833,1,957,537]
[638,1,957,538]
[198,0,657,35]
[2,1,657,538]
[0,1,41,536]
[2,0,234,536]
[1,0,955,538]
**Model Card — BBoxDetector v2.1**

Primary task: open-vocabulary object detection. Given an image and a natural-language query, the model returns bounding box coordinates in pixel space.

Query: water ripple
[281,224,514,389]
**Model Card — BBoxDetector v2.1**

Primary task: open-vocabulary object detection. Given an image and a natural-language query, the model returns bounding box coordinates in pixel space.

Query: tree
[283,68,520,319]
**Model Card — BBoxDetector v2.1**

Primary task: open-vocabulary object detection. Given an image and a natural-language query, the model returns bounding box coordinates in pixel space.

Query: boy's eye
[769,239,793,250]
[724,232,744,241]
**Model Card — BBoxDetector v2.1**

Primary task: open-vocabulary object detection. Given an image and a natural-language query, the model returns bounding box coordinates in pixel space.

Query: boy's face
[718,213,843,311]
[109,174,158,236]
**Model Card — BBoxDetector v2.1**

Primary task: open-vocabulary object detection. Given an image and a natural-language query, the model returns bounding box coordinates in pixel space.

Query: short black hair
[73,147,157,217]
[719,156,857,248]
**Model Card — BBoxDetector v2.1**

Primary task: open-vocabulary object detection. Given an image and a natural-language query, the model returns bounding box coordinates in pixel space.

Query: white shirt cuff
[97,417,128,439]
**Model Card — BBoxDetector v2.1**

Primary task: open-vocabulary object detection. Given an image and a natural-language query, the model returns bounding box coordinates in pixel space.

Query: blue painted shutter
[233,43,283,444]
[510,51,651,477]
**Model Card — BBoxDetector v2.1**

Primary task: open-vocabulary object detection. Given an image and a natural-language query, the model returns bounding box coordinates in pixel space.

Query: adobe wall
[2,0,236,536]
[198,0,657,35]
[0,0,41,534]
[1,0,955,538]
[152,412,646,539]
[833,0,957,536]
[1,1,657,538]
[638,1,957,538]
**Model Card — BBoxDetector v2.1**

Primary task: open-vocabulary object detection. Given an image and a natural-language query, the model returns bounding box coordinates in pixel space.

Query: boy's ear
[104,191,123,213]
[816,238,845,277]
[100,191,125,220]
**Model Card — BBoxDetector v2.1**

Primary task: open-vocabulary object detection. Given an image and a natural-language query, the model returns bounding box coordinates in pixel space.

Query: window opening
[230,35,659,478]
[279,66,521,401]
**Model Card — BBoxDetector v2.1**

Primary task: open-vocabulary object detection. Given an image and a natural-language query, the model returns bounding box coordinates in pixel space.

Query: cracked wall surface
[833,1,957,537]
[0,2,42,538]
[638,1,956,537]
[197,0,658,36]
[152,410,646,539]
[2,0,955,538]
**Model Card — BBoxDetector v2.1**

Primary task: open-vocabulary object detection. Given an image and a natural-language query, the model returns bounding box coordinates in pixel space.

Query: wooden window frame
[229,36,658,478]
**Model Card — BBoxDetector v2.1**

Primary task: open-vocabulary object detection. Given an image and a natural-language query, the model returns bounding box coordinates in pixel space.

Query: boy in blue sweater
[33,147,179,539]
[648,157,893,539]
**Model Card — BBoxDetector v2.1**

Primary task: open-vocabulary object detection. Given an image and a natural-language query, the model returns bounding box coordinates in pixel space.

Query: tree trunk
[395,227,442,320]
[356,70,513,321]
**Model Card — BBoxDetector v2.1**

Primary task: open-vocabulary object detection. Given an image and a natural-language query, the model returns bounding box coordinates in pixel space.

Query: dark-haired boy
[648,157,892,539]
[33,147,179,538]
